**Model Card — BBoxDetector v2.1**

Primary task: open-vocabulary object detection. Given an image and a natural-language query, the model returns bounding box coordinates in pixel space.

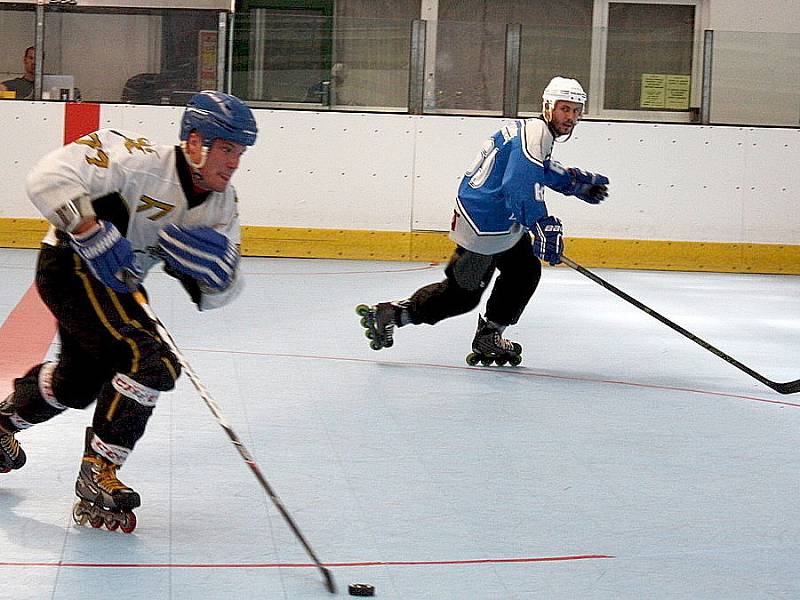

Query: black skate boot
[466,315,523,367]
[0,395,27,473]
[0,430,26,473]
[72,427,140,533]
[356,301,407,350]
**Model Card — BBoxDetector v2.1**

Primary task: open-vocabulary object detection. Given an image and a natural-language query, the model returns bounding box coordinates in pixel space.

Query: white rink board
[236,110,417,230]
[0,103,798,245]
[0,102,66,218]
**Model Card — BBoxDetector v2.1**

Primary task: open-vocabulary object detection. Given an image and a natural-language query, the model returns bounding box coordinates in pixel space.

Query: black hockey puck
[348,583,375,596]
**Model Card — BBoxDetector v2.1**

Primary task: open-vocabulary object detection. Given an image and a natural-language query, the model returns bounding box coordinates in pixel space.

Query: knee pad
[446,250,495,292]
[112,350,181,408]
[120,326,181,392]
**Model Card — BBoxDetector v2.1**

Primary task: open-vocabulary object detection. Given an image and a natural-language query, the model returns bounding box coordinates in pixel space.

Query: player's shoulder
[519,117,553,164]
[91,129,173,166]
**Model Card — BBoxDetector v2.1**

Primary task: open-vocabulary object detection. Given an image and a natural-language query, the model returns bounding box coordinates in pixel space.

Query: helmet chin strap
[180,141,209,171]
[180,142,211,188]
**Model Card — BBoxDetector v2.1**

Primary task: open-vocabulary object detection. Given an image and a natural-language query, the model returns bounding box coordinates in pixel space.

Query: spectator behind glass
[305,62,348,105]
[0,46,35,99]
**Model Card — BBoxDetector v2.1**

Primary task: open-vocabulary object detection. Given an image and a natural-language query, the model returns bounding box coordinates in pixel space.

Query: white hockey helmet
[542,76,587,113]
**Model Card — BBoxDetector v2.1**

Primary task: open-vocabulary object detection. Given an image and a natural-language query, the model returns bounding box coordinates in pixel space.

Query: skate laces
[86,457,130,492]
[493,332,515,351]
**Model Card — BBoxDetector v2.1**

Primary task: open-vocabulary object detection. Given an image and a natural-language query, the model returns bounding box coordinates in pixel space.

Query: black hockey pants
[0,244,180,452]
[406,234,541,327]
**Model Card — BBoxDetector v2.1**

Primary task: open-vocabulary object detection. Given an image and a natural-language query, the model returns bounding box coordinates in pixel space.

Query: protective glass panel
[604,2,695,111]
[425,19,507,114]
[435,0,592,115]
[232,11,411,110]
[42,7,218,104]
[0,5,36,100]
[518,24,592,115]
[710,30,800,126]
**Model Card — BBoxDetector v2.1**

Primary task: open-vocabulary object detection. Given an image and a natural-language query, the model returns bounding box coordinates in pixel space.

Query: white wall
[1,103,798,246]
[706,0,800,33]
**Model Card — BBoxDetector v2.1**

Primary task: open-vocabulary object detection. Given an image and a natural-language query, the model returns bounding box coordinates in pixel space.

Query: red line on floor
[0,286,56,398]
[0,554,614,569]
[183,348,800,408]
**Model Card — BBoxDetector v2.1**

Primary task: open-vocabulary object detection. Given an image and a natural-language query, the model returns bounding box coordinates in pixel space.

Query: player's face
[198,139,247,192]
[23,48,35,78]
[549,100,583,136]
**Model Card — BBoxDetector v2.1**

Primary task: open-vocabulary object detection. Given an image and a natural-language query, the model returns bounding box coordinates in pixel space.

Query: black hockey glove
[532,215,564,266]
[568,168,609,204]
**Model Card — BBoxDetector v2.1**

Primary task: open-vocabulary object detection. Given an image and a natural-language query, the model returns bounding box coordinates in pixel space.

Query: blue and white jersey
[450,117,574,255]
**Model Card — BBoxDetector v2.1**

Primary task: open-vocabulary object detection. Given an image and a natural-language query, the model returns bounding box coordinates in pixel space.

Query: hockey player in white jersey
[0,91,257,532]
[357,77,608,366]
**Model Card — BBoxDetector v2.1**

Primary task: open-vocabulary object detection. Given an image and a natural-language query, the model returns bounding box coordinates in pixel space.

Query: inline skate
[0,431,26,473]
[466,315,523,367]
[356,302,400,350]
[0,394,27,473]
[72,427,140,533]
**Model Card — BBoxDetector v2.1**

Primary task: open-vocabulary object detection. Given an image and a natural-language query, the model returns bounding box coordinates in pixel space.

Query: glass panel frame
[590,0,704,123]
[40,5,223,104]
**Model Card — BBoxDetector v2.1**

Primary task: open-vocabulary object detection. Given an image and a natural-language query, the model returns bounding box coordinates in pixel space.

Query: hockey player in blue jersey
[357,77,608,366]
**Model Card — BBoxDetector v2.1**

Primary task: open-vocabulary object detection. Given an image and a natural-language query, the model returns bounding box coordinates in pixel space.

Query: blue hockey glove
[69,220,140,293]
[568,168,609,204]
[532,215,564,266]
[158,224,238,291]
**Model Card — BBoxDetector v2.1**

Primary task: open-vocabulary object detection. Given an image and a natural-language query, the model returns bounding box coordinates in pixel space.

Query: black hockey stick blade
[322,567,336,594]
[560,256,800,395]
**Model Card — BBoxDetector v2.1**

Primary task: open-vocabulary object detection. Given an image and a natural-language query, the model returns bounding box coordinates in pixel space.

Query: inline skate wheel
[510,354,522,367]
[495,357,507,366]
[348,583,375,596]
[369,340,382,351]
[104,516,120,532]
[72,501,89,526]
[480,356,493,367]
[466,352,479,366]
[355,304,370,317]
[119,512,137,534]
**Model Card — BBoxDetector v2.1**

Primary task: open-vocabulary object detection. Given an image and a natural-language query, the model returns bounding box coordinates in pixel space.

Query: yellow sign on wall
[640,74,666,108]
[664,75,690,110]
[640,74,690,110]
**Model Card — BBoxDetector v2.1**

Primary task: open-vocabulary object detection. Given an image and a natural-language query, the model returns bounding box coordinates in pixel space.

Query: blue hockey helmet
[180,90,258,148]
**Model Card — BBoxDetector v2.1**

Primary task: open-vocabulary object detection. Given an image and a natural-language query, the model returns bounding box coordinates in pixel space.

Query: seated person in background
[0,46,35,99]
[305,62,348,105]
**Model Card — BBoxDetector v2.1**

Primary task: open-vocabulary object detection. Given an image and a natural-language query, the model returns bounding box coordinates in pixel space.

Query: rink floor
[0,247,798,600]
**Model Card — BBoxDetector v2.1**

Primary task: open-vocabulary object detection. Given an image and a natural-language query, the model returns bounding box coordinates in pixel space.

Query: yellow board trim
[2,218,799,275]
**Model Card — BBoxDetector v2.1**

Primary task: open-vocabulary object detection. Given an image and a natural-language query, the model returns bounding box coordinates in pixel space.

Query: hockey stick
[132,291,337,594]
[559,256,800,395]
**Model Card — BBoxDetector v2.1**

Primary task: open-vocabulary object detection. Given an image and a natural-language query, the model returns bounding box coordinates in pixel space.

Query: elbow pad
[45,194,97,233]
